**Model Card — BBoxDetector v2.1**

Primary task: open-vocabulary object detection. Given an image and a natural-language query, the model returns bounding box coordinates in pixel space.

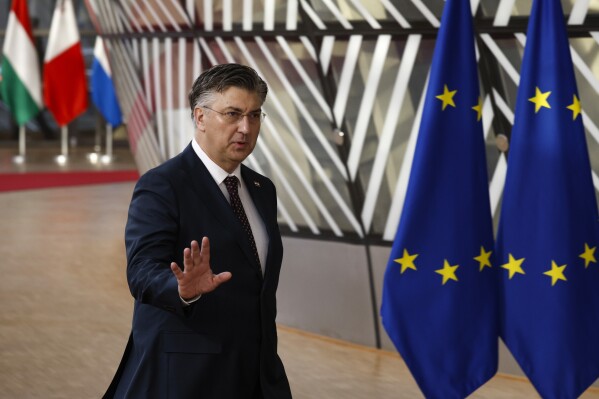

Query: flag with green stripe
[1,0,42,126]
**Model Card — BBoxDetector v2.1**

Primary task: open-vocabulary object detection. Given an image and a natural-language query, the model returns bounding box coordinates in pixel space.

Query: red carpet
[0,170,139,192]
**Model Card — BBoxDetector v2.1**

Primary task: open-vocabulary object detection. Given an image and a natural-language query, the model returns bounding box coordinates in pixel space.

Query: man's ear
[193,107,205,130]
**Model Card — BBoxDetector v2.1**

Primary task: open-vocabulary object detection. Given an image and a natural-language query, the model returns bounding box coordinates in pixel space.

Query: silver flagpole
[103,123,113,163]
[61,125,68,157]
[18,125,26,157]
[14,125,26,164]
[56,125,68,164]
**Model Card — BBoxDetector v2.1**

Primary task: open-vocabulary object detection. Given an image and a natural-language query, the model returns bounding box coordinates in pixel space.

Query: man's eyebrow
[222,106,262,113]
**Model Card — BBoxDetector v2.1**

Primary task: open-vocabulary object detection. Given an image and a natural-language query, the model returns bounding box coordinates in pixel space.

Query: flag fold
[0,0,42,126]
[43,0,88,127]
[380,0,498,397]
[91,37,122,127]
[496,0,599,397]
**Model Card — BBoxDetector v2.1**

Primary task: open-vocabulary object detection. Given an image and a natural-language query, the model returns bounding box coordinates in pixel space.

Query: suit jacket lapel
[181,145,262,276]
[181,144,232,227]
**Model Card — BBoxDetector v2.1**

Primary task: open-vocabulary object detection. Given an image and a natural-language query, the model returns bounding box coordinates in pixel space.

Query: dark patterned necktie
[223,176,261,269]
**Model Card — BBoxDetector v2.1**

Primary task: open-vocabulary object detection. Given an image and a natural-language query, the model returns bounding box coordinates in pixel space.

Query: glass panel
[251,39,356,233]
[367,38,431,236]
[386,0,446,22]
[479,0,583,17]
[478,0,499,16]
[571,37,599,209]
[195,0,293,29]
[489,37,522,110]
[512,0,574,16]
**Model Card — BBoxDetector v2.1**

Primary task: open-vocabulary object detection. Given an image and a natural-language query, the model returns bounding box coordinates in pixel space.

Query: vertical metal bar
[105,123,113,159]
[18,126,26,157]
[61,126,69,157]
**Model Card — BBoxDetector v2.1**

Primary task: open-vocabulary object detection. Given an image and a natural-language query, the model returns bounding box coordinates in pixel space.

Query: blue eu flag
[495,0,599,397]
[380,0,498,397]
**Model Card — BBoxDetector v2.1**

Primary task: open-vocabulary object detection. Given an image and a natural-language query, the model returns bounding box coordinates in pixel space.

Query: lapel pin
[254,181,261,187]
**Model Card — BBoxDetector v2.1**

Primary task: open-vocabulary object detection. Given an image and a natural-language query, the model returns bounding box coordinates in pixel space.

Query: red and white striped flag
[43,0,88,126]
[0,0,42,126]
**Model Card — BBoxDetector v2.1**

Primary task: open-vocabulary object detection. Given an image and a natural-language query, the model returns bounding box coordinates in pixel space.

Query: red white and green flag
[43,0,88,127]
[0,0,43,126]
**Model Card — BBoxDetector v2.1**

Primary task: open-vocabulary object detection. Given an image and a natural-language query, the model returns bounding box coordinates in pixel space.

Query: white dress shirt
[192,139,268,274]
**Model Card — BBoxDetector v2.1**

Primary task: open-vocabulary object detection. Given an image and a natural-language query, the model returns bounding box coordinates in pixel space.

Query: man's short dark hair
[188,63,268,119]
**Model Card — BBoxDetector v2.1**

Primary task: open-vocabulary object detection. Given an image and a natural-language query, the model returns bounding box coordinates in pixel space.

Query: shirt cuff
[180,294,202,306]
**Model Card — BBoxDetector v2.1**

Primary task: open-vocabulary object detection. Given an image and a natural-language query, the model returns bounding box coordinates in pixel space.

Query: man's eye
[248,112,262,119]
[226,111,241,118]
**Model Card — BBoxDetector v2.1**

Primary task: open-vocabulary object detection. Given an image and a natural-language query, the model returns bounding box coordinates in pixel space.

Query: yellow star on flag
[566,94,582,120]
[543,261,567,286]
[435,260,459,285]
[528,87,551,113]
[394,249,418,274]
[501,254,525,279]
[579,243,597,268]
[474,246,492,271]
[436,85,457,111]
[472,97,483,121]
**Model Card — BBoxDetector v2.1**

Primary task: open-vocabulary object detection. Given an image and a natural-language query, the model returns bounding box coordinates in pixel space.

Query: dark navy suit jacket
[104,144,291,398]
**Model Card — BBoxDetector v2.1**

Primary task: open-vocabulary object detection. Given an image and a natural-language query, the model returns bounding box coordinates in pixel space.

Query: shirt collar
[191,139,242,186]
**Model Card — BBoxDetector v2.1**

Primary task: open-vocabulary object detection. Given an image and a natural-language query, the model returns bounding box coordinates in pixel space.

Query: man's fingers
[170,262,183,279]
[182,246,193,270]
[190,240,200,261]
[184,240,198,270]
[199,237,210,265]
[213,271,232,286]
[173,238,225,296]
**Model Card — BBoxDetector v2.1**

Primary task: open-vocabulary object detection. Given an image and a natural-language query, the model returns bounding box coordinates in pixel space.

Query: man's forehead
[212,87,262,109]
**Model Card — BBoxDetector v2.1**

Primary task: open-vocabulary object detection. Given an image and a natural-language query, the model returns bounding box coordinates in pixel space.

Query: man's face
[194,86,263,173]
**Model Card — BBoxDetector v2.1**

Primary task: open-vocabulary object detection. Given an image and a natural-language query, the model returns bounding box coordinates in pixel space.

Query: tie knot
[224,175,239,195]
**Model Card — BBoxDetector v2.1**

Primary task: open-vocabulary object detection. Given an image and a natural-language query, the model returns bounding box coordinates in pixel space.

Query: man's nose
[238,115,251,133]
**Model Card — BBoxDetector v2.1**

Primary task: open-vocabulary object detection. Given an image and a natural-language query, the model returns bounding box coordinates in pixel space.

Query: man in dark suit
[105,63,292,399]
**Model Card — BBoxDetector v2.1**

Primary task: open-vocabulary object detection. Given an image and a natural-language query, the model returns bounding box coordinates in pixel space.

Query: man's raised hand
[170,237,232,301]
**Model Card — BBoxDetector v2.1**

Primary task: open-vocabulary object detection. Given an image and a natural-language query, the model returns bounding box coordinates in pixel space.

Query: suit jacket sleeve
[124,169,185,316]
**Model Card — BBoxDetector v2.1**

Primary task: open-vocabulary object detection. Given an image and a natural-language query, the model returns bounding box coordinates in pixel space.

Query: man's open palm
[170,237,232,300]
